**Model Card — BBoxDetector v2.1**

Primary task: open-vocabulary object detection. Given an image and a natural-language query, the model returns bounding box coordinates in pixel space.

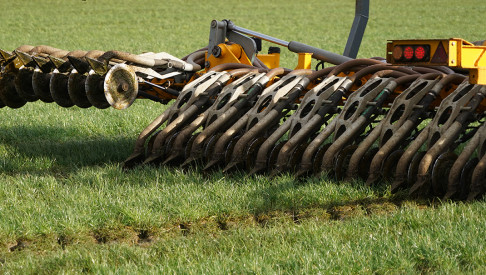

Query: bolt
[212,46,222,58]
[117,82,129,93]
[205,61,211,68]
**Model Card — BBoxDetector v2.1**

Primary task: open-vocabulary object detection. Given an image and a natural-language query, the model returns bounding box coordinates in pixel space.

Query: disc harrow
[1,15,486,201]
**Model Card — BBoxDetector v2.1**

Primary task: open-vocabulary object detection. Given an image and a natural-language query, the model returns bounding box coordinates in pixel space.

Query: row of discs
[0,48,111,109]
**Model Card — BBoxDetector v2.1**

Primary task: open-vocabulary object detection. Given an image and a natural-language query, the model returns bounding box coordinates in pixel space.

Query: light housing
[390,44,430,62]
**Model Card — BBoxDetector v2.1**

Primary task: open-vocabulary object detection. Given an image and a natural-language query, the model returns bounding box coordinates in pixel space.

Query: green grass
[1,0,486,273]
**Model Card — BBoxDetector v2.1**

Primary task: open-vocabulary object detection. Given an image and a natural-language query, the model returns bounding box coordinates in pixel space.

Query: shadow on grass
[0,124,433,219]
[0,125,135,175]
[196,166,433,222]
[226,167,437,220]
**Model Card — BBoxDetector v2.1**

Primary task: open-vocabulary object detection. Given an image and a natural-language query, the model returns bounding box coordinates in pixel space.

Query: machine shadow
[239,172,427,219]
[0,125,135,175]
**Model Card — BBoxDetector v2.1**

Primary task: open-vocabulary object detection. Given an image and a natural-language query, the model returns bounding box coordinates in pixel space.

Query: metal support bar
[225,20,352,65]
[343,0,369,58]
[288,41,353,65]
[142,80,180,97]
[226,20,290,47]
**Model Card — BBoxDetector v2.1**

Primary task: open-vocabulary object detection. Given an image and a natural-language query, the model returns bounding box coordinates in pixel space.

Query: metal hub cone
[103,64,138,110]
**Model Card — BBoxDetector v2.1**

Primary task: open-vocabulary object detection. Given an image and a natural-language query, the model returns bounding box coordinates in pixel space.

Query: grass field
[1,0,486,273]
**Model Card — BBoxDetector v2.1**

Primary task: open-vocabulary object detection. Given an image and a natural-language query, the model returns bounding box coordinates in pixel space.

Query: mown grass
[1,0,486,273]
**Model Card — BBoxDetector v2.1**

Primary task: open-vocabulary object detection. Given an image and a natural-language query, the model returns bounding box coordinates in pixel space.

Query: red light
[415,46,426,60]
[403,46,414,60]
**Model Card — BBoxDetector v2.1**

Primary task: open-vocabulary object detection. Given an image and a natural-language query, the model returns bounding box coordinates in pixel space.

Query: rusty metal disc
[14,67,38,102]
[288,142,310,173]
[407,151,426,189]
[146,130,162,157]
[32,70,54,103]
[50,71,74,107]
[68,72,91,108]
[445,157,478,200]
[458,157,478,200]
[203,133,222,163]
[184,133,200,160]
[312,143,332,175]
[467,162,486,201]
[268,142,286,172]
[358,147,379,180]
[382,149,404,182]
[163,131,183,165]
[224,135,241,165]
[431,152,457,197]
[245,137,266,171]
[143,132,168,166]
[164,131,181,156]
[104,64,138,110]
[0,72,27,108]
[335,145,358,180]
[86,73,110,109]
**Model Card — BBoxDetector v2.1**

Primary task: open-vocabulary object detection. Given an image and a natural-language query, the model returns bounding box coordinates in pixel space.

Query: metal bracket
[208,20,228,58]
[226,30,257,62]
[343,0,369,58]
[208,20,257,62]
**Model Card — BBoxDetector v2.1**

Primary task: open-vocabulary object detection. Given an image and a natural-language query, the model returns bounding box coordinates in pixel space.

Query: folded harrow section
[0,45,206,110]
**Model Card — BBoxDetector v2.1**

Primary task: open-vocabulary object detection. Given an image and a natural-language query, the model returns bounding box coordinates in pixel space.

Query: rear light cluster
[392,45,431,62]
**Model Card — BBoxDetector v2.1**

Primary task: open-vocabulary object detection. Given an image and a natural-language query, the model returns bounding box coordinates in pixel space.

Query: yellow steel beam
[387,38,486,84]
[256,52,280,69]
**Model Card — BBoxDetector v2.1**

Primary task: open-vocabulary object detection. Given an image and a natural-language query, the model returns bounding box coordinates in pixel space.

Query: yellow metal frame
[448,39,486,84]
[205,43,314,71]
[205,43,253,71]
[295,53,313,70]
[257,53,280,69]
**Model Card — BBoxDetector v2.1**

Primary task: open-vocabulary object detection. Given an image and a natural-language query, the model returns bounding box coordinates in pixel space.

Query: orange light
[392,46,403,60]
